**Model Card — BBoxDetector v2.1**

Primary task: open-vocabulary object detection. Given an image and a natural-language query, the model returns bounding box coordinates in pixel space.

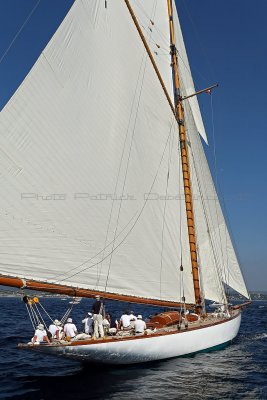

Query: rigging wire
[184,101,227,304]
[52,117,177,284]
[22,294,77,331]
[52,2,171,285]
[25,304,36,329]
[209,99,249,298]
[209,94,229,289]
[33,302,48,330]
[103,1,158,292]
[96,15,154,290]
[51,210,138,282]
[133,0,208,86]
[133,0,170,48]
[0,0,41,66]
[38,301,54,324]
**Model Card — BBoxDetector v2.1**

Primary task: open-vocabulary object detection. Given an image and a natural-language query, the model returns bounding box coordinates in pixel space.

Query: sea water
[0,297,266,399]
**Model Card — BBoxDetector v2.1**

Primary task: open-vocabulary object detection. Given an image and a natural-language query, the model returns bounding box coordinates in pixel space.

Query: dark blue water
[1,297,266,399]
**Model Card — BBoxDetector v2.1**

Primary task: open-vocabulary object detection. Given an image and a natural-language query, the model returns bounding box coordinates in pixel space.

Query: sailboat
[0,0,250,365]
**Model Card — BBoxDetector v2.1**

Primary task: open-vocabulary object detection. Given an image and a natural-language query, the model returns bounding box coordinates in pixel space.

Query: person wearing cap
[63,317,77,340]
[31,323,50,345]
[82,312,94,335]
[92,295,105,339]
[48,319,60,340]
[133,315,146,334]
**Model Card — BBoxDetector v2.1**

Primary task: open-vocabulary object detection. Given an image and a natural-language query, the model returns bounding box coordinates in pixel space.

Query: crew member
[64,317,77,340]
[92,295,104,339]
[133,315,146,334]
[32,323,50,345]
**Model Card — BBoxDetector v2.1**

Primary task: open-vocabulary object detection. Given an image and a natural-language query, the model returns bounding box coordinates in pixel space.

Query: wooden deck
[18,309,240,350]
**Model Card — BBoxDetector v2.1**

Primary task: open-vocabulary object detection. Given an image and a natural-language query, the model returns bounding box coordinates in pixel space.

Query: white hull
[32,313,241,365]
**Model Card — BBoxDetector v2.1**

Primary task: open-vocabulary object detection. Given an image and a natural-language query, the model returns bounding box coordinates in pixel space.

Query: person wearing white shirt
[64,317,77,339]
[82,312,94,335]
[119,310,132,330]
[129,311,137,328]
[31,323,50,345]
[134,315,146,334]
[48,319,60,339]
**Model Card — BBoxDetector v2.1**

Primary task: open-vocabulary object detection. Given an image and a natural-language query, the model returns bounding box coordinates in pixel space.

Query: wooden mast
[124,0,202,308]
[167,0,202,308]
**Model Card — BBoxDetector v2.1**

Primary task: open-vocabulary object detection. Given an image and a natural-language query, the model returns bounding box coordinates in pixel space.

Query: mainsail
[0,0,249,305]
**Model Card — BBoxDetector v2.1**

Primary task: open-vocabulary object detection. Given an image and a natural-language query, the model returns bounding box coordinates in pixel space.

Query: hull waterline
[23,313,241,365]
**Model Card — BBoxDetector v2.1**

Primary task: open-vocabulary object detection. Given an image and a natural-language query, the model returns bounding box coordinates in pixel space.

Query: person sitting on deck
[133,315,146,335]
[31,323,50,345]
[102,314,110,335]
[48,319,60,340]
[106,313,118,335]
[63,317,77,340]
[82,312,94,336]
[129,310,137,328]
[119,310,132,331]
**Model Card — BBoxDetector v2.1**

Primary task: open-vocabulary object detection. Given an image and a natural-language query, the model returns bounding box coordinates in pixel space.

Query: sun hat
[88,312,92,317]
[37,323,44,330]
[95,295,100,299]
[137,315,142,319]
[53,319,60,325]
[67,317,72,323]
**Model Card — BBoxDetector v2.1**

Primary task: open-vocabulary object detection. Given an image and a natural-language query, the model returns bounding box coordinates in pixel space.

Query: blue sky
[0,0,266,291]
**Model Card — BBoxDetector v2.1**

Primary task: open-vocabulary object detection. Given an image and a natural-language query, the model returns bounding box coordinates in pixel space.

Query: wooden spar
[230,301,252,310]
[124,0,202,308]
[0,275,195,309]
[181,84,219,101]
[167,0,202,308]
[124,0,176,118]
